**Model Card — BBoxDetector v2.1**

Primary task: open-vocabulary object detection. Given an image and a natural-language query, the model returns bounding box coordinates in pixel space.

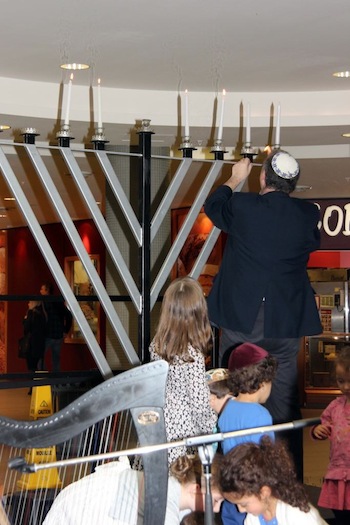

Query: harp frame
[0,360,169,525]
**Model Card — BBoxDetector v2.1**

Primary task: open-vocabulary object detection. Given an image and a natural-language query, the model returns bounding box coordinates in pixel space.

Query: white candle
[64,73,74,126]
[184,89,189,138]
[246,102,251,145]
[275,103,281,146]
[217,89,226,141]
[97,78,103,129]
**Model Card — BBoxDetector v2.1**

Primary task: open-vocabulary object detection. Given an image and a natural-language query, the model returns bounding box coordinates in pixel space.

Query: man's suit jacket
[204,186,322,338]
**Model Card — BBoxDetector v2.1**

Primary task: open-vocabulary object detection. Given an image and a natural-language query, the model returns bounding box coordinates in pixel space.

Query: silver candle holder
[241,143,258,160]
[138,119,154,133]
[21,127,39,144]
[92,127,109,150]
[179,136,197,157]
[211,138,227,160]
[56,124,74,147]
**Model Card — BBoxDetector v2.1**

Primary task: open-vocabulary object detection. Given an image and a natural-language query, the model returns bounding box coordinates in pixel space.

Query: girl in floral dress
[150,276,217,464]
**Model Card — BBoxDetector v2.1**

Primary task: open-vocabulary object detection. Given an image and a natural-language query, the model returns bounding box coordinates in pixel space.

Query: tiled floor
[302,407,330,487]
[301,408,334,523]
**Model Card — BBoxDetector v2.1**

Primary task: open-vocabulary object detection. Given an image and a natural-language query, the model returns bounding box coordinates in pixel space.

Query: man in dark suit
[204,150,322,480]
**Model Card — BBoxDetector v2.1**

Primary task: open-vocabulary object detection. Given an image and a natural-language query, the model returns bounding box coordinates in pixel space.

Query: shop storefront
[303,198,350,407]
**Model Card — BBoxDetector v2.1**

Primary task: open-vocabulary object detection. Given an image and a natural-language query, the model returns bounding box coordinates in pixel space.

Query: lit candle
[275,103,281,146]
[97,78,103,129]
[217,89,226,141]
[64,73,74,126]
[246,102,251,145]
[184,89,189,138]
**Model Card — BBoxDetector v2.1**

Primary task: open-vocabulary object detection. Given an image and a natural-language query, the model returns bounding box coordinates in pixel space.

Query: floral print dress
[150,341,217,465]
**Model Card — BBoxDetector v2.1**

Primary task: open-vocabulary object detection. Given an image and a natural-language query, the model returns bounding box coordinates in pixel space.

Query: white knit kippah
[271,151,299,179]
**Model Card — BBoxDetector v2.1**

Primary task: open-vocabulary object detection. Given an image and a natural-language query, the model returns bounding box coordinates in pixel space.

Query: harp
[0,360,169,525]
[5,416,322,525]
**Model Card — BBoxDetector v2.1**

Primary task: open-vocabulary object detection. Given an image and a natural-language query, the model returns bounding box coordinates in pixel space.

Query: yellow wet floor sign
[17,384,62,490]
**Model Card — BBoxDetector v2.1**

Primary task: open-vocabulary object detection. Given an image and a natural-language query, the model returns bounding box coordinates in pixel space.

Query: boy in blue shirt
[208,342,277,525]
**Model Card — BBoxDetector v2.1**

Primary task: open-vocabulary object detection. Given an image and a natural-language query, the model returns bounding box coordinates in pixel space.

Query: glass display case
[303,334,349,406]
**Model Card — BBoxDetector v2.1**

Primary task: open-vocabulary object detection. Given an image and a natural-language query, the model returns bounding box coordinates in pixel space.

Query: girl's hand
[312,424,331,440]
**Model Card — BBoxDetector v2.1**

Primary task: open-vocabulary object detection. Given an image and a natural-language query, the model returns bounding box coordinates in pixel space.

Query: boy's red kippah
[228,342,269,371]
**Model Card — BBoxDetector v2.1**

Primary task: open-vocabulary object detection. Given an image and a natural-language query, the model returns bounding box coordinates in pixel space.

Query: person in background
[23,300,46,374]
[40,282,72,372]
[207,368,233,418]
[206,368,232,458]
[213,437,328,525]
[214,343,277,525]
[43,454,224,525]
[148,276,217,465]
[311,346,350,525]
[204,150,322,479]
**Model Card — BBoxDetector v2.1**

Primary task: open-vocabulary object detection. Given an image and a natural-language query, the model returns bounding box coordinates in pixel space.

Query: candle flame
[185,89,188,94]
[223,89,226,96]
[264,145,272,154]
[98,78,101,85]
[70,73,74,81]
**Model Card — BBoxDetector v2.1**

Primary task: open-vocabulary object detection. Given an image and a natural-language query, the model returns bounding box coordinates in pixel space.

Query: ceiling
[1,0,350,228]
[1,0,350,93]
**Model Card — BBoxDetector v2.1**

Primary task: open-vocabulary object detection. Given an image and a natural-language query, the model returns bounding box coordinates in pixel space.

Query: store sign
[312,199,350,249]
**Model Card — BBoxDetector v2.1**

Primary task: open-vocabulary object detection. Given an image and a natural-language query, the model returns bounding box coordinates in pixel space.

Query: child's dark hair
[336,346,350,372]
[227,356,277,394]
[213,436,310,513]
[208,379,232,399]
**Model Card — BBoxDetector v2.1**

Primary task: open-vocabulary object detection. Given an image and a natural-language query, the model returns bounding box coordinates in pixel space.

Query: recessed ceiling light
[60,63,90,71]
[4,197,15,201]
[332,71,350,78]
[342,133,350,138]
[0,125,11,131]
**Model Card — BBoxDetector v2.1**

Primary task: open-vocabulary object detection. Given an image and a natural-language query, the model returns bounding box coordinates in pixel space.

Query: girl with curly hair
[214,436,327,524]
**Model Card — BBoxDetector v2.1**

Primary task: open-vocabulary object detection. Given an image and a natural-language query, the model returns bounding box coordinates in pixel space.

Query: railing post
[138,120,154,362]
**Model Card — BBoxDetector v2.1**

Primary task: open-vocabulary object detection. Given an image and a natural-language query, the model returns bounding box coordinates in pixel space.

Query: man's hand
[224,157,252,190]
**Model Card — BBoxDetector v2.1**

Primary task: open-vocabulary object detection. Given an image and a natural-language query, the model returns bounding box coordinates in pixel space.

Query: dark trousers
[219,303,304,481]
[332,509,350,525]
